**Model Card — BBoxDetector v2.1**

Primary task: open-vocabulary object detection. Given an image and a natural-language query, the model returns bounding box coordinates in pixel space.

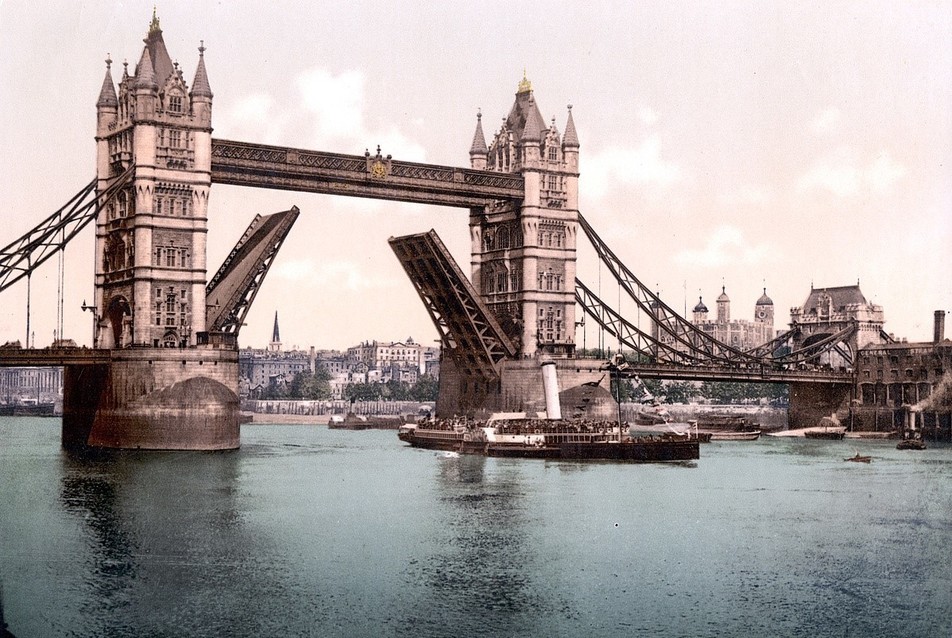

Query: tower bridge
[1,13,944,449]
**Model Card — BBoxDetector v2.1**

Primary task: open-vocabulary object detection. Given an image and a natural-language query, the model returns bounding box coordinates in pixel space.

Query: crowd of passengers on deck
[419,417,620,435]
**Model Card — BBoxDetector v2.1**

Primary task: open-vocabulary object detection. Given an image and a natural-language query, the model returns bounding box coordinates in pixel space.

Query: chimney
[935,310,947,343]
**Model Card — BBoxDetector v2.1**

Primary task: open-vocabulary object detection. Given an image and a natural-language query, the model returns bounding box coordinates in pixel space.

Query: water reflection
[399,455,550,636]
[55,448,319,637]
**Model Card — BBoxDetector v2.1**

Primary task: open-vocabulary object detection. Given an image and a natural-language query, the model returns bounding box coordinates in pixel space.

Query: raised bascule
[0,13,948,448]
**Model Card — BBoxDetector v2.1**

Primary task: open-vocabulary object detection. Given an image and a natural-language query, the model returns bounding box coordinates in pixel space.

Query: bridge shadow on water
[53,447,331,637]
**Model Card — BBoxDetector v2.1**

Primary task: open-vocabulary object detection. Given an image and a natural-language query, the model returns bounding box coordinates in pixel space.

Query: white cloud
[811,107,842,134]
[866,152,906,194]
[797,148,905,197]
[296,68,427,161]
[297,69,365,141]
[273,258,397,291]
[216,68,427,162]
[584,135,682,199]
[215,93,288,143]
[674,226,776,268]
[717,183,773,207]
[638,106,658,126]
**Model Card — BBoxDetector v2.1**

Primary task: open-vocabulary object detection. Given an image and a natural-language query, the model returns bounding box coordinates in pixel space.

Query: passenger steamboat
[398,414,699,462]
[397,362,699,463]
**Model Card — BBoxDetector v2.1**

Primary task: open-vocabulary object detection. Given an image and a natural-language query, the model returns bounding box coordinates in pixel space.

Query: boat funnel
[541,361,562,420]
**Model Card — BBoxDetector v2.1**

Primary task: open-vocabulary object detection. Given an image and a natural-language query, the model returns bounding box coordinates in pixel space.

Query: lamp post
[80,300,97,347]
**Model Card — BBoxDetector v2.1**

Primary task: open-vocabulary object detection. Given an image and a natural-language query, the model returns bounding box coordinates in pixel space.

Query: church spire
[269,311,282,352]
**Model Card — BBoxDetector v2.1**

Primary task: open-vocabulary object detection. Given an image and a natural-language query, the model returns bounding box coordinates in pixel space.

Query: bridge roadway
[0,349,852,385]
[611,361,854,385]
[210,139,525,208]
[0,348,112,367]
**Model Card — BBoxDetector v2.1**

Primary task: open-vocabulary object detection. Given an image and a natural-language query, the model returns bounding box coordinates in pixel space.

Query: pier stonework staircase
[389,230,517,414]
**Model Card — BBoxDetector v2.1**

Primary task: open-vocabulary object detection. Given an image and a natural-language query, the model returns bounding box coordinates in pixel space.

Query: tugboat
[896,407,927,450]
[398,362,700,463]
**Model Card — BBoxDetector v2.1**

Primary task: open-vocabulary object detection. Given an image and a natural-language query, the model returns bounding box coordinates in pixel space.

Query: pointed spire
[135,45,157,90]
[469,109,488,155]
[563,104,580,148]
[272,311,281,343]
[97,55,118,108]
[522,96,543,143]
[143,8,174,87]
[191,41,213,98]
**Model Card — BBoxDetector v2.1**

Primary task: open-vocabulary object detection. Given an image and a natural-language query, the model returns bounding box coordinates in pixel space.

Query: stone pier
[62,348,239,450]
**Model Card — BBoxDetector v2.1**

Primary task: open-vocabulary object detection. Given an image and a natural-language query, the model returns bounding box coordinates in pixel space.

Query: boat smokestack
[935,310,946,343]
[541,361,562,420]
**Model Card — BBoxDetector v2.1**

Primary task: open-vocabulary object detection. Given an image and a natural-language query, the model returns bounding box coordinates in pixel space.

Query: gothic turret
[716,286,730,324]
[755,287,774,325]
[469,110,488,170]
[190,42,213,125]
[97,57,119,109]
[693,296,709,323]
[563,104,579,149]
[96,57,118,136]
[94,10,213,348]
[470,74,580,358]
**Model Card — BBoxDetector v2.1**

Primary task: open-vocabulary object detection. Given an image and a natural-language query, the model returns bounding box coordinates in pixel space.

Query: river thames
[1,417,950,637]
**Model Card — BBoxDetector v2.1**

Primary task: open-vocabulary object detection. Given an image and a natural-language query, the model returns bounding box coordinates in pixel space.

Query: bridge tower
[469,74,580,358]
[63,12,238,450]
[94,11,212,348]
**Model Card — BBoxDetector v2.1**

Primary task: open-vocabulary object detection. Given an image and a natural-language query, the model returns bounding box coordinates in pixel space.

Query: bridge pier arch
[787,381,854,430]
[62,348,239,451]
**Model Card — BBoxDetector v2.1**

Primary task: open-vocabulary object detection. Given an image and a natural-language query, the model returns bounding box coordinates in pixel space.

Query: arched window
[497,226,510,249]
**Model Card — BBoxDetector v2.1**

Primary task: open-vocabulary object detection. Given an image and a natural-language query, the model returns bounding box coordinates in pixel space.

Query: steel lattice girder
[389,230,516,381]
[0,168,134,294]
[206,207,300,334]
[577,212,860,369]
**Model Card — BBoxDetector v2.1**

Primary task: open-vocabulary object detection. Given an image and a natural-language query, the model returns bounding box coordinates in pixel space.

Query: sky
[0,0,949,351]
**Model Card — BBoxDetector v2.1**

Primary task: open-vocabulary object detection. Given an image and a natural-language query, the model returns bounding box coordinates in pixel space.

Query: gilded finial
[517,68,532,94]
[199,40,206,56]
[105,54,112,69]
[149,5,161,34]
[477,108,481,120]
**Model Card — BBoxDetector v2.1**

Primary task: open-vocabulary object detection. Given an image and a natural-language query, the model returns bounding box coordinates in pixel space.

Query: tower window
[548,147,558,161]
[168,95,183,113]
